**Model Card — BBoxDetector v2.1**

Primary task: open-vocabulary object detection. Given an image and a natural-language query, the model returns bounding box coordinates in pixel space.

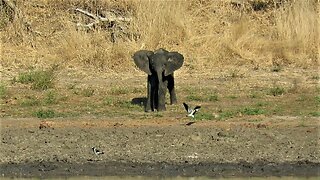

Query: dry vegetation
[0,0,318,72]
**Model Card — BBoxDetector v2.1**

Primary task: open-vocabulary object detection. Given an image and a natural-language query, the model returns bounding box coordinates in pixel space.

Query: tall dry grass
[274,0,319,65]
[0,0,319,72]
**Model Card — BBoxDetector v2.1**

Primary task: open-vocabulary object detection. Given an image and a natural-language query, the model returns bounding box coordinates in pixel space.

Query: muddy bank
[0,117,319,178]
[0,160,319,178]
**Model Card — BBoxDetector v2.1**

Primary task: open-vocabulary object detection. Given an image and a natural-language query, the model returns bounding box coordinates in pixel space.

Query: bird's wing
[92,148,97,154]
[193,109,200,114]
[183,103,189,112]
[96,150,102,154]
[194,106,201,111]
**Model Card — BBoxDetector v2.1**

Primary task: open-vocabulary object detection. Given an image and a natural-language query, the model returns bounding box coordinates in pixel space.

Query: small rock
[39,121,53,129]
[257,123,267,128]
[190,134,202,142]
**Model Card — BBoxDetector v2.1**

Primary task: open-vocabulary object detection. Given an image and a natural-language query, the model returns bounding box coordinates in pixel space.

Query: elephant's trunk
[156,70,166,111]
[156,70,162,83]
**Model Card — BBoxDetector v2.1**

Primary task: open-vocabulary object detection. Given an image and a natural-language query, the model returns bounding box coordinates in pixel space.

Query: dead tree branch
[74,8,131,29]
[75,8,99,21]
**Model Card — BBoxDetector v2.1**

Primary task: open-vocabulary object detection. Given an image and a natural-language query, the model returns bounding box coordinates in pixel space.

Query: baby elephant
[133,48,184,112]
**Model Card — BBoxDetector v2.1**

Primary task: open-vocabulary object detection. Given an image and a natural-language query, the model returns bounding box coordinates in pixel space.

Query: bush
[208,94,218,102]
[269,86,285,96]
[241,107,266,115]
[44,91,58,104]
[0,83,7,98]
[17,70,55,90]
[34,109,55,119]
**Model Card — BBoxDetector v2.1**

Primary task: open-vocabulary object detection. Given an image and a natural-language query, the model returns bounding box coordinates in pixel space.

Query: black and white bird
[92,147,104,155]
[183,102,201,118]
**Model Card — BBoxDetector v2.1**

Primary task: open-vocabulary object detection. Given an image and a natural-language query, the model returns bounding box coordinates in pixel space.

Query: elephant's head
[132,48,184,78]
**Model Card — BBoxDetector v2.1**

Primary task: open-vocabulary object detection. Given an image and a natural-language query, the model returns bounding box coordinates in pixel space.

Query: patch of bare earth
[0,66,319,177]
[0,116,319,177]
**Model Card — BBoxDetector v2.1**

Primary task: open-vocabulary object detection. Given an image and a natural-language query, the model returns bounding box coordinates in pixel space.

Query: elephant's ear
[164,52,184,76]
[132,50,154,75]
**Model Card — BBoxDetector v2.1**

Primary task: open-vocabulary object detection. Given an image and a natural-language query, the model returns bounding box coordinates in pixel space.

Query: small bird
[92,147,104,155]
[183,102,201,118]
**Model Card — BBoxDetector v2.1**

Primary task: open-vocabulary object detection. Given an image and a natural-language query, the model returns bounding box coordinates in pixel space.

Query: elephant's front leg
[167,75,177,104]
[145,76,152,112]
[169,88,177,104]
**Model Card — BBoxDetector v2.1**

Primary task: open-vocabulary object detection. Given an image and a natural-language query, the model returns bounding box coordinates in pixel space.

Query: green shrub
[20,96,40,106]
[249,92,261,99]
[241,107,266,115]
[109,86,129,95]
[195,112,214,120]
[82,87,95,97]
[17,70,54,90]
[0,83,7,98]
[208,94,218,102]
[103,97,115,106]
[311,75,319,80]
[309,112,320,117]
[186,94,202,101]
[271,65,281,72]
[44,91,58,104]
[117,100,138,109]
[154,113,163,117]
[227,95,238,99]
[269,86,285,96]
[219,111,236,120]
[34,109,55,118]
[255,102,268,107]
[315,96,320,103]
[132,87,144,93]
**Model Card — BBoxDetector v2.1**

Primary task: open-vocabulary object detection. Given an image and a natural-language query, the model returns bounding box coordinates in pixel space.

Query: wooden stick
[74,8,132,22]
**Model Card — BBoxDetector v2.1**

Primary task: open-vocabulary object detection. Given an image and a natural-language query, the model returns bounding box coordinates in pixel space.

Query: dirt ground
[0,116,319,178]
[0,66,319,178]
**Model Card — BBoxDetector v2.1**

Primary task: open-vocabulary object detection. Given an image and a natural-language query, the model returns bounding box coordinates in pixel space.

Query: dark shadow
[131,97,147,107]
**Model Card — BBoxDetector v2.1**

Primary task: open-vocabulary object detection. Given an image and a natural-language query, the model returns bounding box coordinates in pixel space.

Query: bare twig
[74,8,132,24]
[74,8,99,21]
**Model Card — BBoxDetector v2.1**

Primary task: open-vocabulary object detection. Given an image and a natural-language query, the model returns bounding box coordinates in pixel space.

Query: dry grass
[0,0,319,71]
[274,1,319,65]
